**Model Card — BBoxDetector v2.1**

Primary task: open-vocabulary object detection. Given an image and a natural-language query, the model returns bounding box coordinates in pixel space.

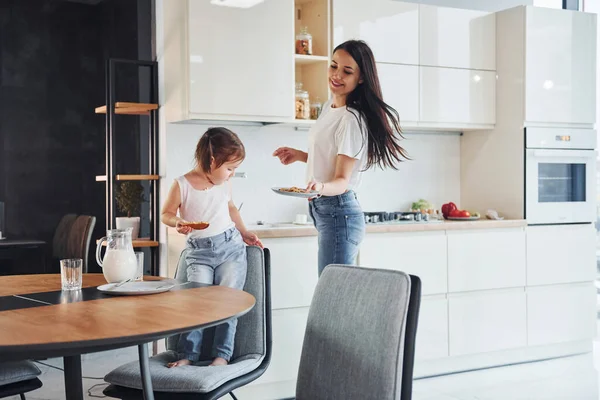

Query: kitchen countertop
[168,219,527,239]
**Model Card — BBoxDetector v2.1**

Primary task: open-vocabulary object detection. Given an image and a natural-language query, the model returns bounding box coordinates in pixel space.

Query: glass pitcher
[96,228,138,283]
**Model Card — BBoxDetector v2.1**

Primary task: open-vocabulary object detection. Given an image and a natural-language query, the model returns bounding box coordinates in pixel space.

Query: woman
[273,40,409,276]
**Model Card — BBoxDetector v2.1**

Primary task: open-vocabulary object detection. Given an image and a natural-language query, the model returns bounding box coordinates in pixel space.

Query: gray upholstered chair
[102,246,272,400]
[52,214,78,259]
[295,265,421,400]
[50,213,78,272]
[0,361,42,399]
[66,215,96,273]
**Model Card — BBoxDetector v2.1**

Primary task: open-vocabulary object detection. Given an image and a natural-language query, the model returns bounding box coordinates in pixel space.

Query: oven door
[526,149,596,224]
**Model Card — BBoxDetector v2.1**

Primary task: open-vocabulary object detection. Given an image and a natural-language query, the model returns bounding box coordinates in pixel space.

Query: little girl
[161,127,262,368]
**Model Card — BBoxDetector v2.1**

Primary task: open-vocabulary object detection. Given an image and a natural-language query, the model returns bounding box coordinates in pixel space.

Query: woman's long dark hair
[334,40,409,169]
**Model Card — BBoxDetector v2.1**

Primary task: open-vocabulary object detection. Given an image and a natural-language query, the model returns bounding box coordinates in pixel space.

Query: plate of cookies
[272,187,319,199]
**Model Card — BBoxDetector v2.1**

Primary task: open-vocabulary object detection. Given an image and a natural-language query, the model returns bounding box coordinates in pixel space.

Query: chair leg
[229,392,239,400]
[20,394,26,400]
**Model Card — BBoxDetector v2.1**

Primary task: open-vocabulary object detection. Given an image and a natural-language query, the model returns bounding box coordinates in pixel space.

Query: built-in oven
[525,127,597,225]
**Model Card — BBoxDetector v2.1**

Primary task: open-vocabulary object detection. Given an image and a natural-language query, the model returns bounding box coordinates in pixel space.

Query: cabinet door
[449,289,526,356]
[416,295,449,360]
[359,231,447,295]
[188,0,294,119]
[526,224,596,286]
[253,308,309,385]
[447,228,526,292]
[167,230,187,278]
[420,5,495,70]
[525,7,596,125]
[333,0,418,64]
[420,66,495,126]
[378,64,419,124]
[527,283,596,346]
[262,237,319,310]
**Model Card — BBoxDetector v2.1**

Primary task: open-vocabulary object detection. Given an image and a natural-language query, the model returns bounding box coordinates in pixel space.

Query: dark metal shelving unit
[97,58,160,276]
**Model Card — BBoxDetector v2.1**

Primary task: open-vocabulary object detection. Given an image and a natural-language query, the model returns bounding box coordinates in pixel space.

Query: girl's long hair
[335,40,409,169]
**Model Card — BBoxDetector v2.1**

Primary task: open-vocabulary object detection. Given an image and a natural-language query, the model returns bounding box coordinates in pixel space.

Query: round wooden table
[0,274,255,400]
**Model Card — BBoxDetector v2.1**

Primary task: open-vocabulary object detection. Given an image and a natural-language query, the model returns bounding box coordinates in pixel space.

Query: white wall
[398,0,533,12]
[165,123,461,224]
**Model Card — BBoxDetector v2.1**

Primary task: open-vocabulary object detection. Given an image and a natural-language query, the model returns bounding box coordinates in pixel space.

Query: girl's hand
[176,220,193,235]
[273,147,301,165]
[241,231,264,249]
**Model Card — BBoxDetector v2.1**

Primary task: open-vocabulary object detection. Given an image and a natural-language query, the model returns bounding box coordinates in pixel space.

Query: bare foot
[209,357,228,366]
[167,359,192,368]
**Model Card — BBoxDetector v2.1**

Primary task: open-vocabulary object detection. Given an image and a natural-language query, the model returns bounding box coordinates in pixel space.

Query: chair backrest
[296,265,421,400]
[66,215,96,273]
[167,246,268,361]
[52,214,78,259]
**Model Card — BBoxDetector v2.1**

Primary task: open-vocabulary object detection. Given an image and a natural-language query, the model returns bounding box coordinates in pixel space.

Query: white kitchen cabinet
[447,228,526,292]
[253,307,309,385]
[527,283,596,346]
[186,0,294,121]
[526,224,596,286]
[420,66,495,127]
[416,295,449,361]
[333,0,419,64]
[377,63,419,125]
[524,7,596,125]
[261,237,319,310]
[419,5,495,70]
[359,231,447,295]
[448,289,526,356]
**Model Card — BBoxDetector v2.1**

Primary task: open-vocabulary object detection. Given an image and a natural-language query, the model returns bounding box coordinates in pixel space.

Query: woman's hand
[306,180,325,195]
[175,220,193,235]
[241,231,264,249]
[273,147,304,165]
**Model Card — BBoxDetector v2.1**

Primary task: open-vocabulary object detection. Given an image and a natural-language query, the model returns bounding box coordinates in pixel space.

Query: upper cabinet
[378,64,419,124]
[420,67,496,127]
[187,0,294,122]
[524,7,596,125]
[333,0,418,65]
[419,5,495,71]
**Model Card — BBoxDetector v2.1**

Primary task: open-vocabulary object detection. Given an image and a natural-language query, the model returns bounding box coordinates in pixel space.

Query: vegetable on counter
[411,199,433,211]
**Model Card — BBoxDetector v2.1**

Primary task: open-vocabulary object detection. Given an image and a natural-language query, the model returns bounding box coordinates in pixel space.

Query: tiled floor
[8,327,600,399]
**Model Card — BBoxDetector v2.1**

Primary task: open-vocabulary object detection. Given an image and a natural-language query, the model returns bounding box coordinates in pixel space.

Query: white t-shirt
[306,100,368,191]
[175,176,235,239]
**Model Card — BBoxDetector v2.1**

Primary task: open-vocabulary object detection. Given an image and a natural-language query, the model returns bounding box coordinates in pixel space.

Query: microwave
[525,127,597,225]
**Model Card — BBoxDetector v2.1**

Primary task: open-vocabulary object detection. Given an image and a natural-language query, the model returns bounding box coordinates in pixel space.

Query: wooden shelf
[95,102,158,116]
[294,54,329,65]
[96,175,160,182]
[116,174,160,181]
[97,238,159,248]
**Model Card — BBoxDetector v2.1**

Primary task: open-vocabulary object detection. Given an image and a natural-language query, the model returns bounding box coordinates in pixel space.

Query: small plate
[272,187,319,199]
[446,216,481,221]
[97,281,176,296]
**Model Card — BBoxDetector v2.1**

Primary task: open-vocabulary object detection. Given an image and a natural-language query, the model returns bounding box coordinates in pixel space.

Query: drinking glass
[60,258,83,291]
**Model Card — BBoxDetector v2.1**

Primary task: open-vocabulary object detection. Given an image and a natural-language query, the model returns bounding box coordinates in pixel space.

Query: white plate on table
[97,281,176,296]
[446,216,481,221]
[272,187,318,199]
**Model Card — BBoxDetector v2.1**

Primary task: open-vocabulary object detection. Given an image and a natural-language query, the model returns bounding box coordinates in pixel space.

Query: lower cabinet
[261,237,319,310]
[527,283,597,346]
[359,231,447,295]
[449,288,527,356]
[416,295,449,360]
[252,307,309,385]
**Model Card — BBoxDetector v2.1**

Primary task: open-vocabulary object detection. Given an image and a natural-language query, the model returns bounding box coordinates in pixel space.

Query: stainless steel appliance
[363,211,440,224]
[525,127,597,225]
